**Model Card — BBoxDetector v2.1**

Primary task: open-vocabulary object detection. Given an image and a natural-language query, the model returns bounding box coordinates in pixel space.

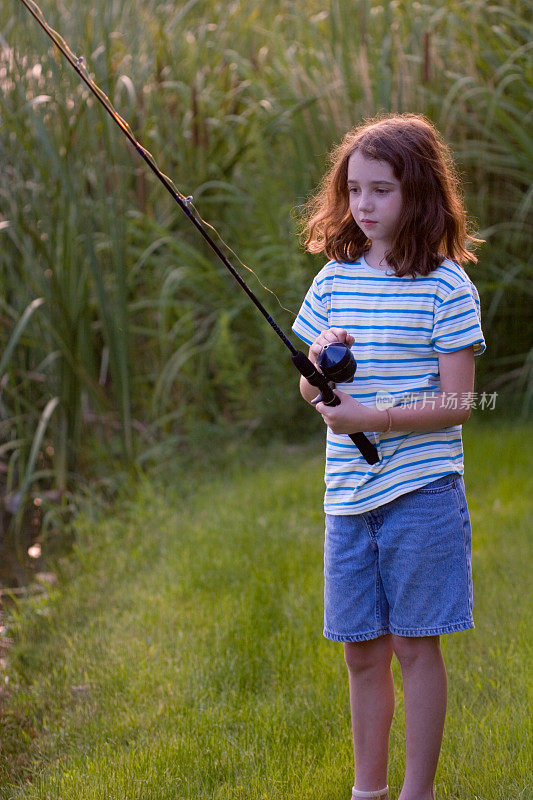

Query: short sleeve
[292,276,329,346]
[431,282,486,356]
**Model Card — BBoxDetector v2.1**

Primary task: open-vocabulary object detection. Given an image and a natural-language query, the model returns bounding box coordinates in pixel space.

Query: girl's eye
[375,188,390,195]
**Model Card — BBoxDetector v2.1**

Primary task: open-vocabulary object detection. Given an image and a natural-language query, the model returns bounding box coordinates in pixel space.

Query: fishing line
[17,0,292,315]
[17,0,380,465]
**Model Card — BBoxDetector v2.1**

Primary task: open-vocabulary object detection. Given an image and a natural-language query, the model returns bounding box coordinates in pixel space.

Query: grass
[1,420,532,799]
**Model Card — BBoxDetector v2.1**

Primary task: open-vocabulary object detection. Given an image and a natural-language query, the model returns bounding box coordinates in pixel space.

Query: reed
[0,0,531,562]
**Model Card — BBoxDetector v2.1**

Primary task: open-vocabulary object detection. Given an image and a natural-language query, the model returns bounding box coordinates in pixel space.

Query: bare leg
[393,635,447,800]
[345,634,394,796]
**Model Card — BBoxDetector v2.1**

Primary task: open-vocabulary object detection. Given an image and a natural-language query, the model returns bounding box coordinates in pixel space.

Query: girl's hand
[309,327,355,366]
[315,389,383,434]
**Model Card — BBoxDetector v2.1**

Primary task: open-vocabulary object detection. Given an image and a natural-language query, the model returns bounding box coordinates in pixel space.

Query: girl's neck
[364,245,391,271]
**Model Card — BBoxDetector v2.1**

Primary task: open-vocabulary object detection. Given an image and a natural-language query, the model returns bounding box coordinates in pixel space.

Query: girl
[292,114,485,800]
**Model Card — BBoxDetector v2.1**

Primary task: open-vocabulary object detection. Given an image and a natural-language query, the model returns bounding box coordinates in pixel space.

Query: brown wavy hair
[301,114,482,277]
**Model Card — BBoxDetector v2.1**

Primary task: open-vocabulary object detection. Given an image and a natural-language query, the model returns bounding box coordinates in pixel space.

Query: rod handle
[313,391,380,465]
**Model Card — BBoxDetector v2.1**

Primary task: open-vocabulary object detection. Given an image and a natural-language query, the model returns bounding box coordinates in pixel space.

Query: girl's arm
[315,346,476,434]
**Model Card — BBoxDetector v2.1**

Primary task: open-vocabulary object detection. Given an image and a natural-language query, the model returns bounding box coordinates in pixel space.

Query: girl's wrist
[370,406,393,432]
[382,407,393,432]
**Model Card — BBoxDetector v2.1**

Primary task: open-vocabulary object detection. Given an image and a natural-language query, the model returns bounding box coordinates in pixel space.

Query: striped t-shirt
[292,255,486,514]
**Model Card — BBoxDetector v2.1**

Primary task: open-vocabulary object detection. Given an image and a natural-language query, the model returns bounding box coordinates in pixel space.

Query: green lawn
[1,421,531,799]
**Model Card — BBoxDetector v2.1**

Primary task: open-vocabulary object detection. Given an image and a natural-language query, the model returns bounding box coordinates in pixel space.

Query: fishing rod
[18,0,379,465]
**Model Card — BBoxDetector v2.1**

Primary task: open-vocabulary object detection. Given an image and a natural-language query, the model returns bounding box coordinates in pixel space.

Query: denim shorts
[323,473,474,641]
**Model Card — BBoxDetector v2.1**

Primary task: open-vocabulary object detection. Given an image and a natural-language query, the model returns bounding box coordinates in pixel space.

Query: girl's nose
[359,193,373,211]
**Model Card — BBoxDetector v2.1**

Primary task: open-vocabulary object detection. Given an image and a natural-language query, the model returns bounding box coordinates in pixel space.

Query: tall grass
[435,1,533,404]
[0,0,531,565]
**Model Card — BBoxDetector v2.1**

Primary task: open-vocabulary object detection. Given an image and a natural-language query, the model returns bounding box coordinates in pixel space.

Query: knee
[392,634,441,669]
[344,635,393,675]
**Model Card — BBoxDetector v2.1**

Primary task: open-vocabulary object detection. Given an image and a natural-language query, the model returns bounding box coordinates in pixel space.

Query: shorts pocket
[416,473,459,494]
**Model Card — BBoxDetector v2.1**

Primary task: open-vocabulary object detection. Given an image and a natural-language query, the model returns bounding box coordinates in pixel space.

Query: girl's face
[347,150,403,252]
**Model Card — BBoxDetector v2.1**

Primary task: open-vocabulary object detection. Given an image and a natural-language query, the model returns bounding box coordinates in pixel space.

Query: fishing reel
[316,341,357,386]
[291,342,379,464]
[310,341,357,406]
